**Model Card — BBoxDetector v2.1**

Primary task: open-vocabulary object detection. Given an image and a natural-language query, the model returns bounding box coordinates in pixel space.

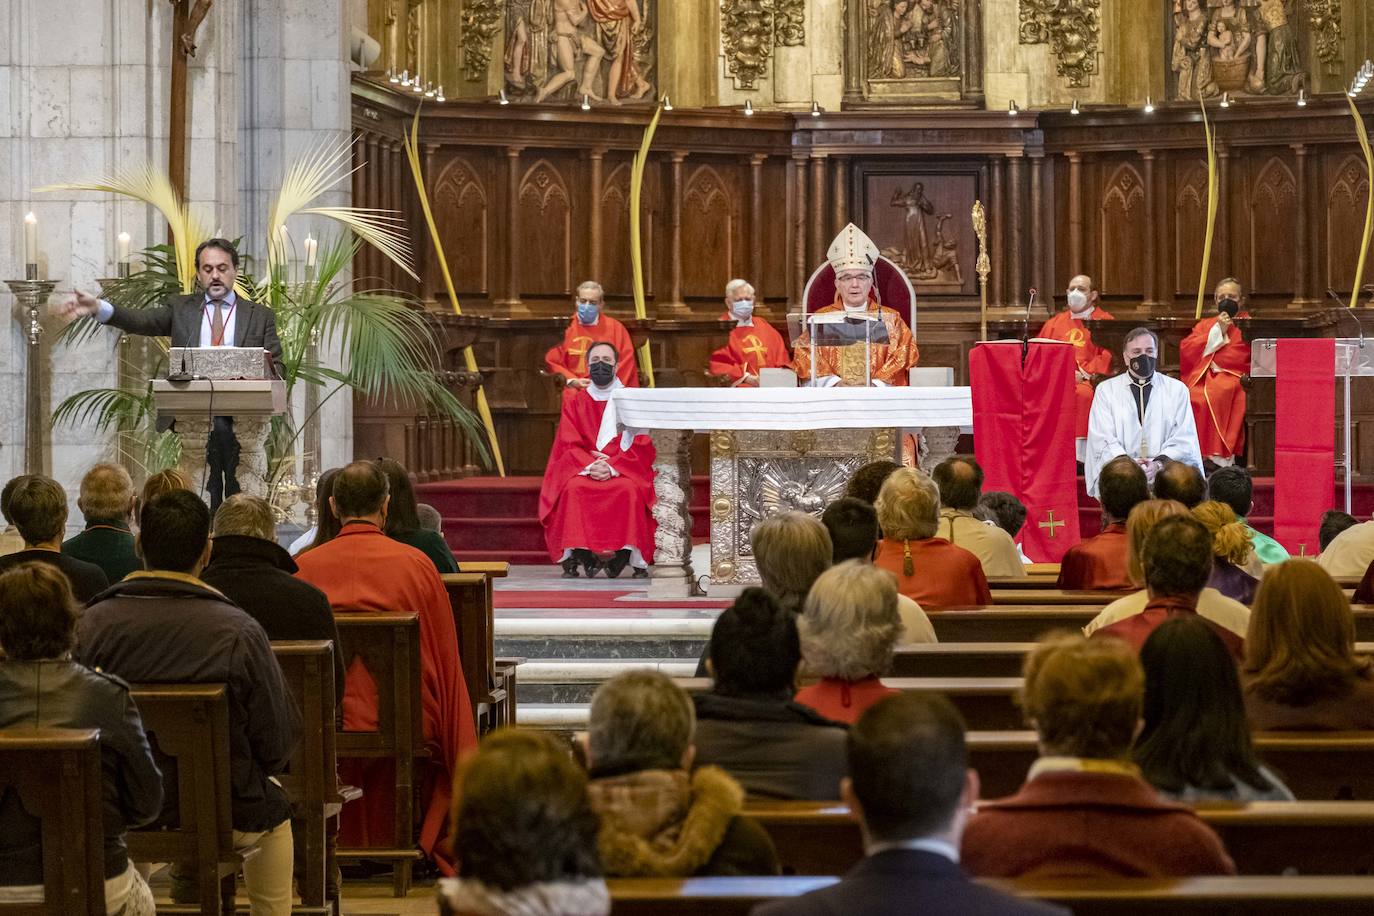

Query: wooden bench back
[927,608,1100,642]
[442,572,501,732]
[0,728,104,916]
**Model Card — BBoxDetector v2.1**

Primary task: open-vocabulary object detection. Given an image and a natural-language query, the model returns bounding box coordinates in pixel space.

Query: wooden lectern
[151,347,286,500]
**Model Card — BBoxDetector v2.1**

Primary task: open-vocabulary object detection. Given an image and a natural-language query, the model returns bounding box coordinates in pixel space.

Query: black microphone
[167,350,192,382]
[1021,288,1037,363]
[1328,288,1366,349]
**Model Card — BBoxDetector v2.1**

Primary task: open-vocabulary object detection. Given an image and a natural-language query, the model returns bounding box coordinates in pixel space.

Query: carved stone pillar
[1029,153,1046,303]
[648,428,698,598]
[792,154,808,310]
[589,148,606,281]
[497,146,528,315]
[173,416,213,502]
[663,151,689,315]
[1067,152,1083,276]
[990,156,1006,307]
[1141,150,1161,308]
[830,156,849,237]
[1008,153,1026,309]
[235,417,273,499]
[750,154,766,303]
[1292,143,1315,307]
[963,0,985,103]
[809,153,827,268]
[842,0,863,108]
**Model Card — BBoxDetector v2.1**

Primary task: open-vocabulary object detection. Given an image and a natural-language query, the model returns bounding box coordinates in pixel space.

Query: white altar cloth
[595,386,973,450]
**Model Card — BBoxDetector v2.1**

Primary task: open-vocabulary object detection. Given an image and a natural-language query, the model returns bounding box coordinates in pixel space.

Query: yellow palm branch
[1195,100,1220,320]
[628,102,665,388]
[1348,94,1374,309]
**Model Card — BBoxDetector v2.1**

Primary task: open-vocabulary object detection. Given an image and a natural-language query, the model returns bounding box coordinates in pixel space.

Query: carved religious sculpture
[504,0,658,104]
[1168,0,1341,100]
[885,183,963,284]
[852,0,978,105]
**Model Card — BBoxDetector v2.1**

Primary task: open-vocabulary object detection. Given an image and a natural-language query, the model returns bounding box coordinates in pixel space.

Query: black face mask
[1129,354,1157,378]
[588,361,617,387]
[1218,298,1240,318]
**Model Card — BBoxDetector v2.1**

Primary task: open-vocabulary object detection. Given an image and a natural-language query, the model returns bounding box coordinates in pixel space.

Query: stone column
[174,416,214,503]
[792,155,809,309]
[830,156,849,235]
[842,0,864,108]
[1141,150,1160,308]
[809,154,828,268]
[1029,153,1046,303]
[498,146,528,315]
[1217,144,1231,282]
[648,429,698,598]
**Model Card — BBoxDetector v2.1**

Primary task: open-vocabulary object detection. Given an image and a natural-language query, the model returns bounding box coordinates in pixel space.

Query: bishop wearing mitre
[792,223,920,386]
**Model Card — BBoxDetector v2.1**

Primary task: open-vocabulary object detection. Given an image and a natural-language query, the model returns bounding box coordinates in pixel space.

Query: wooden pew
[441,572,509,734]
[458,559,517,728]
[928,608,1100,642]
[607,876,1374,915]
[965,730,1374,800]
[272,640,348,914]
[742,799,1374,876]
[0,728,105,916]
[678,677,1026,731]
[333,613,424,897]
[126,684,240,916]
[987,589,1125,605]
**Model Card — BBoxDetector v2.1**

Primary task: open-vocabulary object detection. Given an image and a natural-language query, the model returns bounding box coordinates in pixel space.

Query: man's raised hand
[58,289,101,321]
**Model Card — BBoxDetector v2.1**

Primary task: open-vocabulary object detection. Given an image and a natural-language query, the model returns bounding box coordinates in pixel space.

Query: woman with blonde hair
[1243,559,1374,730]
[873,467,989,610]
[794,560,904,724]
[750,511,833,615]
[1191,500,1259,604]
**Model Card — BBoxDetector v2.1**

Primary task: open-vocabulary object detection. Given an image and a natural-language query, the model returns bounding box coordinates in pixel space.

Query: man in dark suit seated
[62,238,283,509]
[752,693,1068,916]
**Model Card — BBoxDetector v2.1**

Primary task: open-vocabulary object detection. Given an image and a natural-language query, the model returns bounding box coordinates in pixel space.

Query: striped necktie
[210,299,225,345]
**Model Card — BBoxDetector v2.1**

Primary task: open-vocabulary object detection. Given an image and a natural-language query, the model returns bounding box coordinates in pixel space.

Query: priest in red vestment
[294,460,477,875]
[793,223,919,386]
[1179,278,1250,466]
[540,341,657,578]
[1037,273,1115,459]
[1058,455,1148,590]
[708,278,789,385]
[873,467,990,609]
[544,280,639,388]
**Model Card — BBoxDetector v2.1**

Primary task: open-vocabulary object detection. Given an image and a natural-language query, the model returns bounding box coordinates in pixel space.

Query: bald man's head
[1152,460,1206,509]
[932,457,983,511]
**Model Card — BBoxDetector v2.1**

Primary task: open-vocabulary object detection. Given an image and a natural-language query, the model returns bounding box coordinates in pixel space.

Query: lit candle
[23,212,37,267]
[304,235,317,268]
[117,232,131,264]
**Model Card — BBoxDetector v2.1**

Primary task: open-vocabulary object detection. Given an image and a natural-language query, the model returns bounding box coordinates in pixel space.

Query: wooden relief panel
[1173,158,1210,297]
[1326,155,1369,296]
[1099,162,1147,296]
[502,0,658,105]
[1167,0,1326,102]
[857,0,970,104]
[858,170,976,296]
[1248,156,1297,295]
[518,158,574,296]
[682,164,740,299]
[433,156,490,295]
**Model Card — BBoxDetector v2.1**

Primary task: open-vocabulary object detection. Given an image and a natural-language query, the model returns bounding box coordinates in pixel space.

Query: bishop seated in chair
[539,341,656,579]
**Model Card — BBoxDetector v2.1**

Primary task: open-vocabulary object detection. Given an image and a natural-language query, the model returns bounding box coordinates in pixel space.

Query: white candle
[117,232,131,264]
[23,212,37,266]
[304,235,317,268]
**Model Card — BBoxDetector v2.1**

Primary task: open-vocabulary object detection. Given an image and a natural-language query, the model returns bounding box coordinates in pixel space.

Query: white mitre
[827,222,879,273]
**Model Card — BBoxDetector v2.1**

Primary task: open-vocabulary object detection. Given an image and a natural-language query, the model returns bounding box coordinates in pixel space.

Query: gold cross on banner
[1039,510,1065,538]
[742,334,768,368]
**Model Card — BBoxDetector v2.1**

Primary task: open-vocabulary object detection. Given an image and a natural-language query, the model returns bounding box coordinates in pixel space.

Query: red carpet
[495,589,733,609]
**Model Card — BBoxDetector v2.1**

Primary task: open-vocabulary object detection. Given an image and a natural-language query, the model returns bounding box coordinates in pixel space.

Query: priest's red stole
[1273,338,1335,555]
[970,340,1080,562]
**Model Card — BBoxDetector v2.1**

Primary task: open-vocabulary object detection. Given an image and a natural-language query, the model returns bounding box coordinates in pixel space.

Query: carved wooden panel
[682,163,741,299]
[433,156,491,296]
[1248,155,1297,296]
[501,0,658,105]
[1173,158,1209,298]
[601,161,634,296]
[518,158,574,296]
[1098,162,1147,297]
[854,165,979,297]
[1326,154,1369,296]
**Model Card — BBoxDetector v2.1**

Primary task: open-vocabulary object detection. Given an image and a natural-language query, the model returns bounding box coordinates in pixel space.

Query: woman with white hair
[794,561,903,724]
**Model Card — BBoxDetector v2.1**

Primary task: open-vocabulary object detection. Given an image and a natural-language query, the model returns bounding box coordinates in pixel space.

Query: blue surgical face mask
[576,300,600,325]
[731,299,754,320]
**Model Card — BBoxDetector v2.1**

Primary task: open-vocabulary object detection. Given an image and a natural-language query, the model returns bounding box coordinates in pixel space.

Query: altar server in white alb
[1084,327,1203,498]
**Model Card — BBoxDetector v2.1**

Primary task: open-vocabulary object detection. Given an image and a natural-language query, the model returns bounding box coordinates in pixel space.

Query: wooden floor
[335,879,441,914]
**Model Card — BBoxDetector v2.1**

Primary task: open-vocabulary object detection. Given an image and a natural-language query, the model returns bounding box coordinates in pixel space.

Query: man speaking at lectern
[62,239,282,509]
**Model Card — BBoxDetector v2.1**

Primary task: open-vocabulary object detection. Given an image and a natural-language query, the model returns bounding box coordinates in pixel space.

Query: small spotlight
[436,85,446,102]
[1220,91,1230,108]
[1143,95,1155,114]
[499,88,510,105]
[811,100,822,117]
[411,75,424,94]
[581,94,592,111]
[744,99,754,116]
[424,82,436,99]
[1297,88,1307,107]
[1007,99,1019,116]
[400,69,410,86]
[662,95,673,111]
[387,69,399,84]
[1070,98,1080,115]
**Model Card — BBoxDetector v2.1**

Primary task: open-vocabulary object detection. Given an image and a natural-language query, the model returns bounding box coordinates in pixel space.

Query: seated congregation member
[795,561,903,724]
[1244,560,1374,730]
[1318,514,1374,577]
[1323,510,1359,555]
[438,729,609,916]
[544,280,637,388]
[820,497,935,643]
[584,671,779,877]
[978,490,1031,565]
[539,341,654,579]
[0,476,23,557]
[136,467,192,514]
[201,494,344,705]
[77,490,299,915]
[931,457,1025,578]
[1208,466,1289,564]
[1152,458,1206,509]
[377,457,458,573]
[1092,515,1244,658]
[755,693,1068,916]
[1135,617,1292,803]
[0,475,107,601]
[1083,500,1250,643]
[874,468,990,610]
[294,460,477,874]
[417,502,443,533]
[62,463,140,582]
[292,467,341,556]
[1057,455,1146,590]
[708,278,789,386]
[844,459,900,505]
[1191,500,1260,604]
[0,563,163,916]
[962,633,1235,879]
[693,588,848,801]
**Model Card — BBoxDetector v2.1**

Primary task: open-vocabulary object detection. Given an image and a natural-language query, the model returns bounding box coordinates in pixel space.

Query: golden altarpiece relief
[850,0,983,106]
[502,0,658,104]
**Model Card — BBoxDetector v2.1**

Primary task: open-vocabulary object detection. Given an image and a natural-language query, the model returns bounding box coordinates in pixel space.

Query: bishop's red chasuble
[543,313,639,387]
[970,340,1081,563]
[709,316,790,382]
[1179,315,1250,459]
[294,522,477,874]
[1037,308,1115,438]
[791,294,919,386]
[539,388,657,562]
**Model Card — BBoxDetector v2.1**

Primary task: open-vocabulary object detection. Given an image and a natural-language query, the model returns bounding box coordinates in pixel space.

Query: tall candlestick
[117,232,131,264]
[23,212,38,274]
[304,235,317,268]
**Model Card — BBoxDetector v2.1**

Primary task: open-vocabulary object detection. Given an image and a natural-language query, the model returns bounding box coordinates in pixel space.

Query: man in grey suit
[63,239,283,509]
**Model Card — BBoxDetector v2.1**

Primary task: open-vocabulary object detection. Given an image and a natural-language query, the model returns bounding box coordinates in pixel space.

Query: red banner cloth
[971,340,1081,562]
[1273,338,1335,555]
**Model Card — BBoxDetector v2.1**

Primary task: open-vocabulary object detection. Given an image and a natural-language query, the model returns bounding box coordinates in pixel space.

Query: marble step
[495,617,714,661]
[514,659,700,704]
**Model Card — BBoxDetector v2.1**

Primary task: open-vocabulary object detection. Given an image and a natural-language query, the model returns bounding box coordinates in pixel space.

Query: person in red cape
[1037,274,1115,460]
[544,280,639,389]
[1058,456,1148,590]
[1179,278,1250,467]
[540,341,657,579]
[294,460,476,875]
[708,278,790,386]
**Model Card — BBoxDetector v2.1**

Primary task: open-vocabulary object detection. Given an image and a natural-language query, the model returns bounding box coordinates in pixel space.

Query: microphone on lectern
[1329,288,1366,350]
